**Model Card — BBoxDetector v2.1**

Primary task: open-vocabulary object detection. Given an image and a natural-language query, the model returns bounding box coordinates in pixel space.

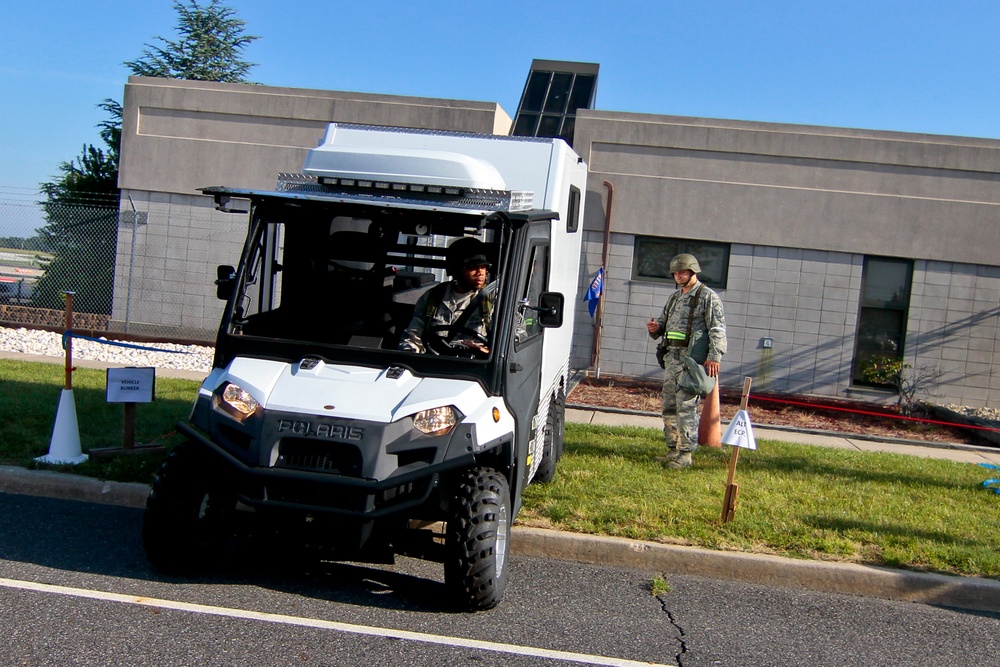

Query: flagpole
[591,180,615,378]
[592,266,605,378]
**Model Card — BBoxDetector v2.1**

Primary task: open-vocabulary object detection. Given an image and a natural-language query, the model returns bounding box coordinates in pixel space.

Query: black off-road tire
[142,442,234,574]
[533,392,565,484]
[444,467,511,611]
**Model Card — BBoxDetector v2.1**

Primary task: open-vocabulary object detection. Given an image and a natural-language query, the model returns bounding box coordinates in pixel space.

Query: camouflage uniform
[649,283,727,454]
[399,281,491,354]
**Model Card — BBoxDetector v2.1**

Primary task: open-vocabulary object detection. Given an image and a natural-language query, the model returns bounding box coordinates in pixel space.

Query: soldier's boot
[666,452,693,469]
[655,449,681,464]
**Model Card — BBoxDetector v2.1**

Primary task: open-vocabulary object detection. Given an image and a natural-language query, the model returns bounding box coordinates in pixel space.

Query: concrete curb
[0,466,148,509]
[2,465,998,614]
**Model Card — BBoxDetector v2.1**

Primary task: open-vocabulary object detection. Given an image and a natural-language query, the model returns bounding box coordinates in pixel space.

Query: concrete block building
[115,76,1000,408]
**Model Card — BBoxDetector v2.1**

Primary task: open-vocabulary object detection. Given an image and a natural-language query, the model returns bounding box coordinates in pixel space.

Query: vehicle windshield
[225,200,510,366]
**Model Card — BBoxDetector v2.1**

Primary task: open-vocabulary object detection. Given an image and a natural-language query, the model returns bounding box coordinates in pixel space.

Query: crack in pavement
[657,594,687,666]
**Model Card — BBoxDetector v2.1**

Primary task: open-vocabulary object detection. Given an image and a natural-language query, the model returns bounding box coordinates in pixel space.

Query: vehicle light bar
[276,173,533,212]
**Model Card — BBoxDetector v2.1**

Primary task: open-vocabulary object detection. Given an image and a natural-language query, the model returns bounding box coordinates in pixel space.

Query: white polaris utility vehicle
[142,124,587,610]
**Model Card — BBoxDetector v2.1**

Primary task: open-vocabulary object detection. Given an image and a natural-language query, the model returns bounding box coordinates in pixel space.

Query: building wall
[571,110,1000,407]
[113,80,1000,407]
[114,77,512,336]
[572,110,1000,266]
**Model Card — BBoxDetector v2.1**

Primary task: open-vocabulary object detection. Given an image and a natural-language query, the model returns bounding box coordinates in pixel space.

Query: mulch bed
[568,376,993,447]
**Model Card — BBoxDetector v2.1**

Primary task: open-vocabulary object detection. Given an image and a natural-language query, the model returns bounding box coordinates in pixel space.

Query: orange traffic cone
[699,380,722,448]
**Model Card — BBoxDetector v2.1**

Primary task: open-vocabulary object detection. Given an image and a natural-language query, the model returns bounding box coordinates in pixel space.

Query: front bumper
[177,416,477,520]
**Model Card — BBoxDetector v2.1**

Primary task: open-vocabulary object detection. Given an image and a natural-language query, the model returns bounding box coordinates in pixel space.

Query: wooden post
[122,402,136,450]
[721,377,753,523]
[90,367,165,460]
[63,291,75,390]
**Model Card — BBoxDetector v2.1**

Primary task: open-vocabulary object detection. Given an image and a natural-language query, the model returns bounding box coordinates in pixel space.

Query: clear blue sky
[2,0,999,200]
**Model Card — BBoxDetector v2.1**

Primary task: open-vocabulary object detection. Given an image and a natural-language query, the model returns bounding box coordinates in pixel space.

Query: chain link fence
[0,188,231,338]
[0,188,116,330]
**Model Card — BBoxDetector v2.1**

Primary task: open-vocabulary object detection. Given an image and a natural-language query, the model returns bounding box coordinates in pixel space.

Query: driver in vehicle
[399,238,494,355]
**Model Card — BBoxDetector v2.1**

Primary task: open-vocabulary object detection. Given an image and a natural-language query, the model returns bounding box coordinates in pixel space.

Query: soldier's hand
[646,318,659,334]
[704,360,720,377]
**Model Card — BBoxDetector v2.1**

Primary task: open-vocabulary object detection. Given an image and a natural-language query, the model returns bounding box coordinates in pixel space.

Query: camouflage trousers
[661,350,701,453]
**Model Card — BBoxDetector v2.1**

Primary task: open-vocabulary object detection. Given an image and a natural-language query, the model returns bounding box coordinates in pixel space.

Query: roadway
[2,491,999,666]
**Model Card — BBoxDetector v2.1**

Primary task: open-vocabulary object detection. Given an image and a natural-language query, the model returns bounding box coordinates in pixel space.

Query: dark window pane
[559,116,576,145]
[566,186,581,233]
[537,114,562,138]
[512,114,539,137]
[518,244,549,342]
[861,258,912,309]
[544,72,573,113]
[632,237,729,289]
[852,256,913,386]
[634,238,678,279]
[680,242,729,286]
[567,74,596,113]
[520,72,550,113]
[853,308,906,384]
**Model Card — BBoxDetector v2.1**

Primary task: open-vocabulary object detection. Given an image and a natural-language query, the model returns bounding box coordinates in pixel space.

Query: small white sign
[722,409,757,450]
[106,367,155,403]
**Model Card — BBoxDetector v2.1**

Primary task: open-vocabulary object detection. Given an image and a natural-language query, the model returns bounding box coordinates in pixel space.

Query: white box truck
[142,123,587,610]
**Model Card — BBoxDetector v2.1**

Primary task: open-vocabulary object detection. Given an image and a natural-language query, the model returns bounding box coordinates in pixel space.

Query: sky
[2,0,1000,229]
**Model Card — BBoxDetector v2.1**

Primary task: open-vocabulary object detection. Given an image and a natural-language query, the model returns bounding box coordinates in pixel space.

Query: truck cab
[142,124,587,611]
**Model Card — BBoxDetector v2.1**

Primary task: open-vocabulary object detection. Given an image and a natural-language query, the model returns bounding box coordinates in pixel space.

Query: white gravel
[2,326,999,426]
[0,326,214,374]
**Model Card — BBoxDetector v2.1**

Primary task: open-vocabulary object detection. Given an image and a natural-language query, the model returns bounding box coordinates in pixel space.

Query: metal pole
[592,180,614,378]
[124,196,139,333]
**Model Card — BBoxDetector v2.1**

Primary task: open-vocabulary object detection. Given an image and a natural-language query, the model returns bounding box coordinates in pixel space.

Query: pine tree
[124,0,259,82]
[36,1,258,315]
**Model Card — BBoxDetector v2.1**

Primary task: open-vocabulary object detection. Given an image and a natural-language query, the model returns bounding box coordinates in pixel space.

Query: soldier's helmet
[446,237,491,276]
[669,253,702,274]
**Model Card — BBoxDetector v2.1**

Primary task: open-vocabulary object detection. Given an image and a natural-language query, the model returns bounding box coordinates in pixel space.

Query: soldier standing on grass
[646,253,727,469]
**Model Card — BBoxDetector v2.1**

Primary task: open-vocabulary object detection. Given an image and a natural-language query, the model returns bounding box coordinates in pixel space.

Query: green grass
[0,359,198,483]
[2,359,998,579]
[522,423,1000,579]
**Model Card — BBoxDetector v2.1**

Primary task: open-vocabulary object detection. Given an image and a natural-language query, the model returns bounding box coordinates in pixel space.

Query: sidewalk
[3,351,1000,613]
[568,405,1000,467]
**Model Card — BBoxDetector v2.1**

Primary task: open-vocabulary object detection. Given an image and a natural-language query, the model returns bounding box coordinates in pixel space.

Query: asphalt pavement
[3,350,1000,614]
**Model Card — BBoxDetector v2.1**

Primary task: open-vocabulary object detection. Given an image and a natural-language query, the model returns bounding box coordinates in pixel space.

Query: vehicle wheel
[533,392,565,484]
[444,467,511,611]
[142,442,234,574]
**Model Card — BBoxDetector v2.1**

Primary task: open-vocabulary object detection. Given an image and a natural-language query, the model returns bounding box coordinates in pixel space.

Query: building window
[512,60,598,146]
[632,237,730,289]
[852,256,913,386]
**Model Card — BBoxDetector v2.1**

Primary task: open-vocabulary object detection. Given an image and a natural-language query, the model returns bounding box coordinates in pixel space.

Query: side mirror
[215,265,236,301]
[537,292,564,328]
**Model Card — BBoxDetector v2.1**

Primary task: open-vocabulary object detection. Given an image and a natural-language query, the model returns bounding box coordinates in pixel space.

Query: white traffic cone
[36,389,88,465]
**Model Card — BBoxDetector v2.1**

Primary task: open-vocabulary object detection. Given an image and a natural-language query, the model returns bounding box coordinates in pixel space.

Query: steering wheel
[425,324,490,359]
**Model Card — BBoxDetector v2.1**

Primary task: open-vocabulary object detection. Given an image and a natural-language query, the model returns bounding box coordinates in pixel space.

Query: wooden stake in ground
[63,291,75,390]
[698,377,722,448]
[721,377,755,523]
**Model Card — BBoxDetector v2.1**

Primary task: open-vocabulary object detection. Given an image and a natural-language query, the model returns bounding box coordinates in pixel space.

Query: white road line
[0,577,674,667]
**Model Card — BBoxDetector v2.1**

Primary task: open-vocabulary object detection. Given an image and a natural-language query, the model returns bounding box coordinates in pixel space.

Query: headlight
[413,406,458,435]
[219,382,260,421]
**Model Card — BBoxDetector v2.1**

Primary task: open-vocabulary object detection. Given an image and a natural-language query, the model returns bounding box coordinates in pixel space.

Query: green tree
[35,1,258,315]
[124,0,259,82]
[32,100,122,314]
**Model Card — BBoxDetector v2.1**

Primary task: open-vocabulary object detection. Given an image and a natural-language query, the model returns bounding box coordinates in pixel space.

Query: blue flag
[584,267,604,318]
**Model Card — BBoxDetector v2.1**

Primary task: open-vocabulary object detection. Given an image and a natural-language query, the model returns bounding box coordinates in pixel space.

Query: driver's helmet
[669,253,701,274]
[446,237,491,276]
